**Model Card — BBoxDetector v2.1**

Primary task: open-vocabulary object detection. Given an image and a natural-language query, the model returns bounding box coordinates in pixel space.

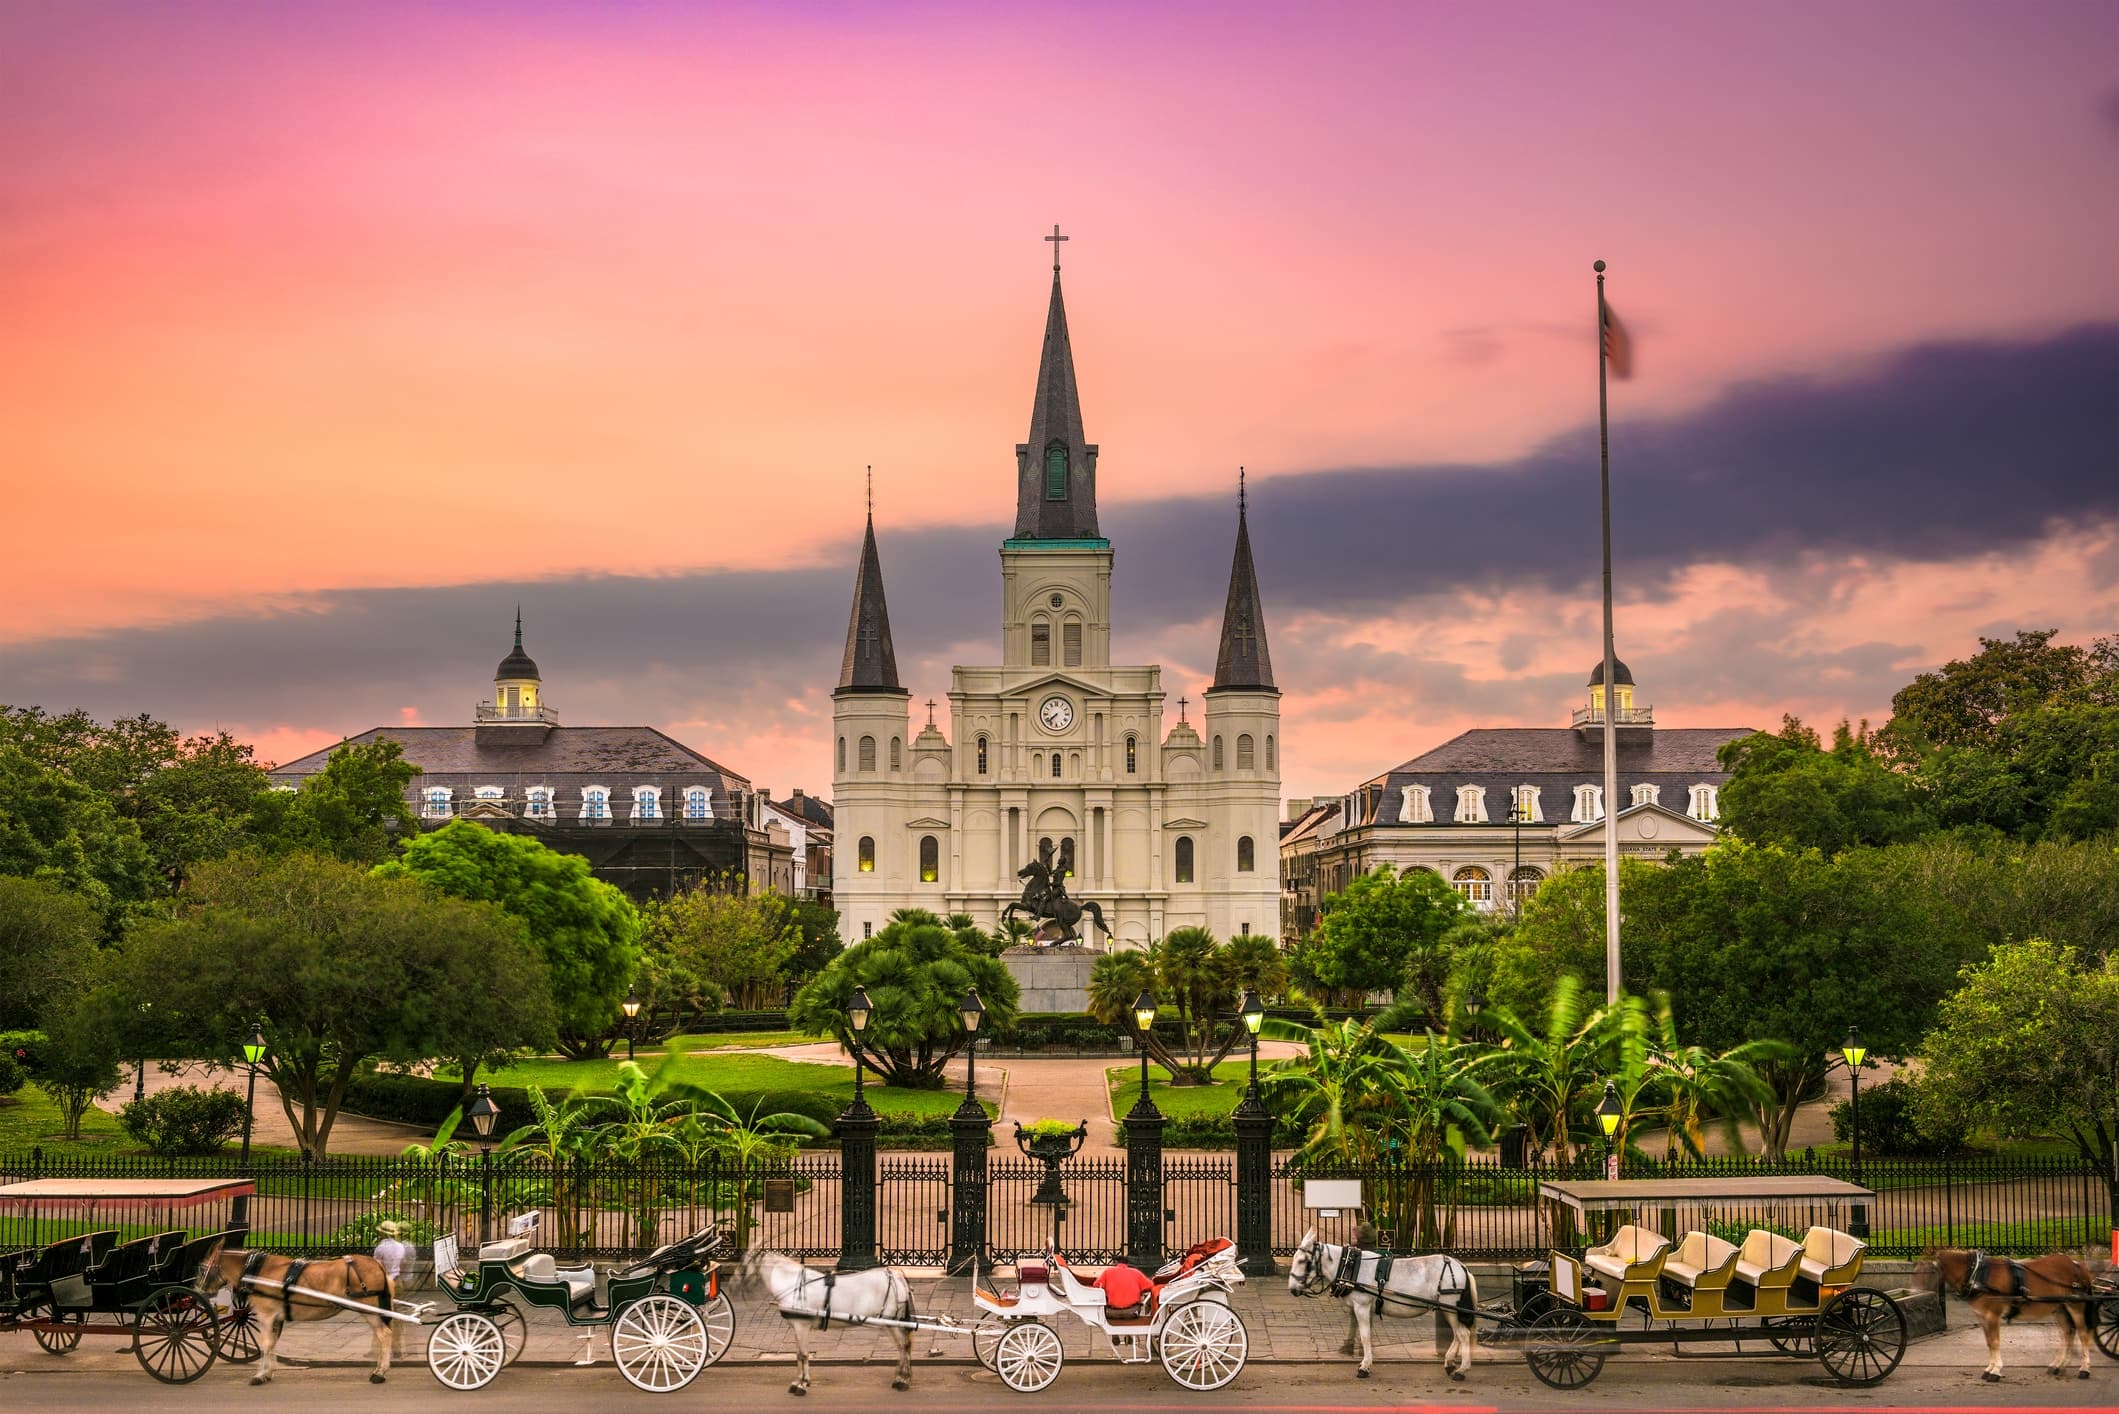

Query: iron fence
[3,1147,2106,1263]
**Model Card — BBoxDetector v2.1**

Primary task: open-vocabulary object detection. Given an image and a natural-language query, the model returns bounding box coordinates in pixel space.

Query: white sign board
[1302,1179,1364,1216]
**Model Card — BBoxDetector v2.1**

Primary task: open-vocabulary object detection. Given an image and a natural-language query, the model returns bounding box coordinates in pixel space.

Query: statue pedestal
[1001,948,1102,1014]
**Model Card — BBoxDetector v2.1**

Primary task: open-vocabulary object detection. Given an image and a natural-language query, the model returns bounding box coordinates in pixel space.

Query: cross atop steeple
[1178,694,1189,723]
[925,698,937,727]
[1045,223,1068,272]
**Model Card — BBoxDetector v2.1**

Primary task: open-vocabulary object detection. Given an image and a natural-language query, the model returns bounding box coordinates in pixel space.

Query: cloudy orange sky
[4,1,2115,802]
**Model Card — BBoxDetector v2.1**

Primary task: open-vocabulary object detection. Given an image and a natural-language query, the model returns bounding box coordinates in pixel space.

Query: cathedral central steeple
[1014,231,1101,541]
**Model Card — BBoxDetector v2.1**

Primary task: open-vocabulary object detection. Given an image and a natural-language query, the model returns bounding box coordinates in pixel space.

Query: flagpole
[1595,259,1621,1006]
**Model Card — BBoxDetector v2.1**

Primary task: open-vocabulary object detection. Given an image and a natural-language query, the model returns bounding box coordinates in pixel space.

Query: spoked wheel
[493,1302,529,1366]
[133,1287,222,1385]
[972,1321,1008,1371]
[1523,1307,1607,1391]
[25,1296,83,1354]
[1158,1299,1249,1391]
[700,1291,736,1366]
[428,1311,507,1391]
[612,1293,710,1393]
[2093,1299,2119,1361]
[1814,1287,1906,1388]
[1760,1315,1814,1356]
[993,1319,1064,1393]
[215,1299,263,1363]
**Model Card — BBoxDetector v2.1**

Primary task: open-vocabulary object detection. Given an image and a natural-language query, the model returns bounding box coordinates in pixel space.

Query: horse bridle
[1291,1240,1357,1299]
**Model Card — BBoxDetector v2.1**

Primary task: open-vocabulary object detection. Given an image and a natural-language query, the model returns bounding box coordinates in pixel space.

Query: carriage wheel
[699,1291,736,1367]
[493,1302,529,1366]
[1814,1287,1906,1388]
[2093,1299,2119,1361]
[133,1287,222,1385]
[973,1320,1009,1371]
[1158,1300,1248,1392]
[428,1311,507,1391]
[613,1293,710,1393]
[1759,1315,1813,1357]
[25,1296,83,1354]
[215,1299,263,1363]
[993,1319,1064,1392]
[1523,1307,1606,1391]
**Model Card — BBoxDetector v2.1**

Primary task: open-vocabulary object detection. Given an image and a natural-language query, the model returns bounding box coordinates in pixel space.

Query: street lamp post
[1838,1025,1870,1238]
[1124,988,1166,1269]
[239,1026,266,1169]
[134,1002,153,1104]
[837,984,880,1271]
[947,987,991,1273]
[957,988,986,1113]
[1596,1081,1622,1182]
[1232,988,1273,1273]
[466,1084,500,1247]
[621,990,642,1062]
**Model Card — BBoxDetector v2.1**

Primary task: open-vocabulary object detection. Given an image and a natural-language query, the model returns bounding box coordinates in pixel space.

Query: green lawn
[0,1089,307,1164]
[1104,1061,1256,1122]
[668,1029,820,1050]
[470,1052,971,1119]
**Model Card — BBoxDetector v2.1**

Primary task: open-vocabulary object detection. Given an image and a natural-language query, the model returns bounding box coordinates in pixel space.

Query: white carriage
[969,1238,1250,1393]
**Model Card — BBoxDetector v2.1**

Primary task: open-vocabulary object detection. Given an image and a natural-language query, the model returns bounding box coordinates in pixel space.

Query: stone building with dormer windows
[831,253,1280,947]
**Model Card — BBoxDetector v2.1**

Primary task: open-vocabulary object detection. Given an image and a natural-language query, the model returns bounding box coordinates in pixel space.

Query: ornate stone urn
[1014,1120,1087,1206]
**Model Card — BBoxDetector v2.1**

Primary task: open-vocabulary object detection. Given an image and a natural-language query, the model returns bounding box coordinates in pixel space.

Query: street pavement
[8,1270,2113,1413]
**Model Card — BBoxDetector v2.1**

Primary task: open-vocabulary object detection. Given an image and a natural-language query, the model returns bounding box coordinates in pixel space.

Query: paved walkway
[94,1062,432,1157]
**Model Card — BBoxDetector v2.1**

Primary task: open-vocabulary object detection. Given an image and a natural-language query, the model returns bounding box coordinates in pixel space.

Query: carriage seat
[1660,1232,1739,1291]
[1153,1237,1233,1283]
[1797,1226,1865,1285]
[1583,1225,1670,1284]
[430,1235,477,1295]
[1044,1253,1107,1308]
[1731,1230,1802,1289]
[515,1251,598,1309]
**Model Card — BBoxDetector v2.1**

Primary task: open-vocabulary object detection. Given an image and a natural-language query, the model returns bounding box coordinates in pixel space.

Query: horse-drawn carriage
[423,1218,734,1392]
[0,1177,254,1383]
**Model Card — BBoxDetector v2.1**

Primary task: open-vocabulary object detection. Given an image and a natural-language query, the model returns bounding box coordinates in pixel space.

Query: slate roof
[269,726,748,794]
[837,513,907,693]
[1013,269,1100,540]
[1210,494,1275,692]
[1352,726,1751,827]
[775,793,834,829]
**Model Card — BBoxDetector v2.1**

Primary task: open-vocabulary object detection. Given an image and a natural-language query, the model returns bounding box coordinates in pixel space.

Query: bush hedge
[1828,1077,1969,1157]
[342,1074,846,1140]
[0,1052,24,1099]
[118,1086,248,1157]
[1114,1112,1306,1150]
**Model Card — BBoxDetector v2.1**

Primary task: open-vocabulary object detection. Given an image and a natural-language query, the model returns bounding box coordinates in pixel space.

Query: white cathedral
[831,251,1281,949]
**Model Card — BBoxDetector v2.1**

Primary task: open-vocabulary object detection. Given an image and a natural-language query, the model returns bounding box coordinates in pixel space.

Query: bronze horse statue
[1001,840,1107,946]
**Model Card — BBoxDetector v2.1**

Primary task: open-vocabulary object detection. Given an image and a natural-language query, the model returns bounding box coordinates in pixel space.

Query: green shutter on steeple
[1045,445,1068,500]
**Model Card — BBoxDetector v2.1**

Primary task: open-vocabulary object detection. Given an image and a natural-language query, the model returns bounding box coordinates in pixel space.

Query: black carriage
[0,1178,255,1383]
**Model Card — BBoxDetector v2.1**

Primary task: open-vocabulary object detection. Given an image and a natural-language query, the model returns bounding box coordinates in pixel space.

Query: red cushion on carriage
[1094,1263,1153,1310]
[1017,1262,1048,1286]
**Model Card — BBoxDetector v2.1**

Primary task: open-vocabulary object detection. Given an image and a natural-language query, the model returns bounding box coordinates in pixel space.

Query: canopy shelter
[0,1178,255,1248]
[1538,1176,1875,1247]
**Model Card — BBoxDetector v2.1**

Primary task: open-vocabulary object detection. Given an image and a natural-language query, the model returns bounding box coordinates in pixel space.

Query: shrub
[330,1212,442,1249]
[0,1051,24,1099]
[0,1030,44,1071]
[117,1086,248,1157]
[1829,1077,1969,1157]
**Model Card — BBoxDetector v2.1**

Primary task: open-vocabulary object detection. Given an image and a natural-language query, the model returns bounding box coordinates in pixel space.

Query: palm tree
[1087,949,1187,1079]
[1375,1031,1500,1246]
[1257,1010,1404,1167]
[497,1085,606,1248]
[1640,994,1786,1161]
[1478,975,1622,1169]
[687,1093,830,1253]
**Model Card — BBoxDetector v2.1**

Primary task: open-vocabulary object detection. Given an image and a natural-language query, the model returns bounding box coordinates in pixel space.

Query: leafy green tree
[262,739,420,865]
[0,746,157,924]
[642,881,799,1012]
[28,993,126,1141]
[1303,865,1468,1012]
[1478,975,1622,1168]
[789,915,1019,1088]
[377,821,638,1060]
[1885,629,2103,756]
[1716,717,1930,855]
[774,896,844,989]
[1913,939,2119,1171]
[1487,863,1622,1016]
[0,876,102,1030]
[1258,1011,1405,1166]
[107,852,550,1155]
[130,731,272,887]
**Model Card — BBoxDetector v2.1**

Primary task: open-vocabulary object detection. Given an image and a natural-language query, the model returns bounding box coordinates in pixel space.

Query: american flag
[1602,301,1633,378]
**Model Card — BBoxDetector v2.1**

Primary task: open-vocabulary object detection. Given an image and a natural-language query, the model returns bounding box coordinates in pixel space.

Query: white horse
[742,1249,916,1396]
[1288,1229,1479,1380]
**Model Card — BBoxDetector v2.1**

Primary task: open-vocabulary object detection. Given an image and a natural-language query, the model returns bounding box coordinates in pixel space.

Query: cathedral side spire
[1014,228,1100,540]
[1210,470,1275,691]
[837,495,907,694]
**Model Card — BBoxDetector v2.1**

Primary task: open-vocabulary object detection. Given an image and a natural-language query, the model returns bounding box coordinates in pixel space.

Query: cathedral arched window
[1045,443,1068,500]
[1125,735,1138,774]
[1174,835,1195,884]
[1031,618,1051,666]
[919,835,939,883]
[1063,620,1082,667]
[976,736,989,775]
[857,836,875,872]
[1059,837,1075,877]
[1051,752,1062,778]
[1266,735,1276,770]
[1212,736,1225,770]
[890,737,902,770]
[1237,835,1255,872]
[837,737,846,772]
[859,736,876,771]
[1237,734,1255,770]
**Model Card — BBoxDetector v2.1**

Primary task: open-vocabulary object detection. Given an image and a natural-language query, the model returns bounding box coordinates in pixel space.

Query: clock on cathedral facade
[830,245,1281,949]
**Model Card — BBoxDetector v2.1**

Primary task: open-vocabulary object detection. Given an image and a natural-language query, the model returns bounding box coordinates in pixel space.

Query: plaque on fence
[763,1178,796,1213]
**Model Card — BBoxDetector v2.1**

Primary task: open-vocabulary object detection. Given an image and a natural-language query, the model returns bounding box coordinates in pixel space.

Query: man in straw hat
[372,1220,411,1283]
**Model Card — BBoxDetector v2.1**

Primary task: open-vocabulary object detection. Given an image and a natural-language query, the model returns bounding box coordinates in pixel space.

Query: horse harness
[1959,1251,2080,1318]
[1320,1244,1470,1316]
[239,1249,385,1312]
[780,1267,839,1330]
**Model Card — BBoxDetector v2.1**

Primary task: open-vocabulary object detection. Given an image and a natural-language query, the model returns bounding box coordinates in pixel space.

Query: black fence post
[1232,1100,1274,1275]
[836,1100,880,1272]
[1124,1098,1165,1271]
[947,1104,990,1274]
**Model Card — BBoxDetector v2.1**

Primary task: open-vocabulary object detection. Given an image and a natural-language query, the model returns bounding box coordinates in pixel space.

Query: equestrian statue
[1000,838,1108,948]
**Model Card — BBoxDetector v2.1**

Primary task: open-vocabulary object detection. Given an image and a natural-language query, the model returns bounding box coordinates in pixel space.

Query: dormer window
[525,787,554,819]
[1688,783,1719,821]
[1512,784,1543,822]
[634,786,660,820]
[1045,443,1068,500]
[1572,783,1604,823]
[582,787,610,822]
[1399,783,1433,823]
[1631,783,1659,807]
[1454,784,1488,823]
[474,786,504,804]
[422,786,453,819]
[684,787,711,820]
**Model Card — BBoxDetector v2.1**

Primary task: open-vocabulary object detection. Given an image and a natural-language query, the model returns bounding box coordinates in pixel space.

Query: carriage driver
[372,1221,411,1283]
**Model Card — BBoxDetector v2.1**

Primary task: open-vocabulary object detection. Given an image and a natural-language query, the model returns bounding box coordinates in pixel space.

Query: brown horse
[1919,1248,2095,1381]
[199,1248,399,1385]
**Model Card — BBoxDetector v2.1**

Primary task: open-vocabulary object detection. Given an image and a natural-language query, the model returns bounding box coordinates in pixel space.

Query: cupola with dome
[1577,653,1651,734]
[478,610,557,746]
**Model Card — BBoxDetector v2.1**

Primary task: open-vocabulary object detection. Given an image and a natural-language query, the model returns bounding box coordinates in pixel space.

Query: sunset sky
[4,1,2116,803]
